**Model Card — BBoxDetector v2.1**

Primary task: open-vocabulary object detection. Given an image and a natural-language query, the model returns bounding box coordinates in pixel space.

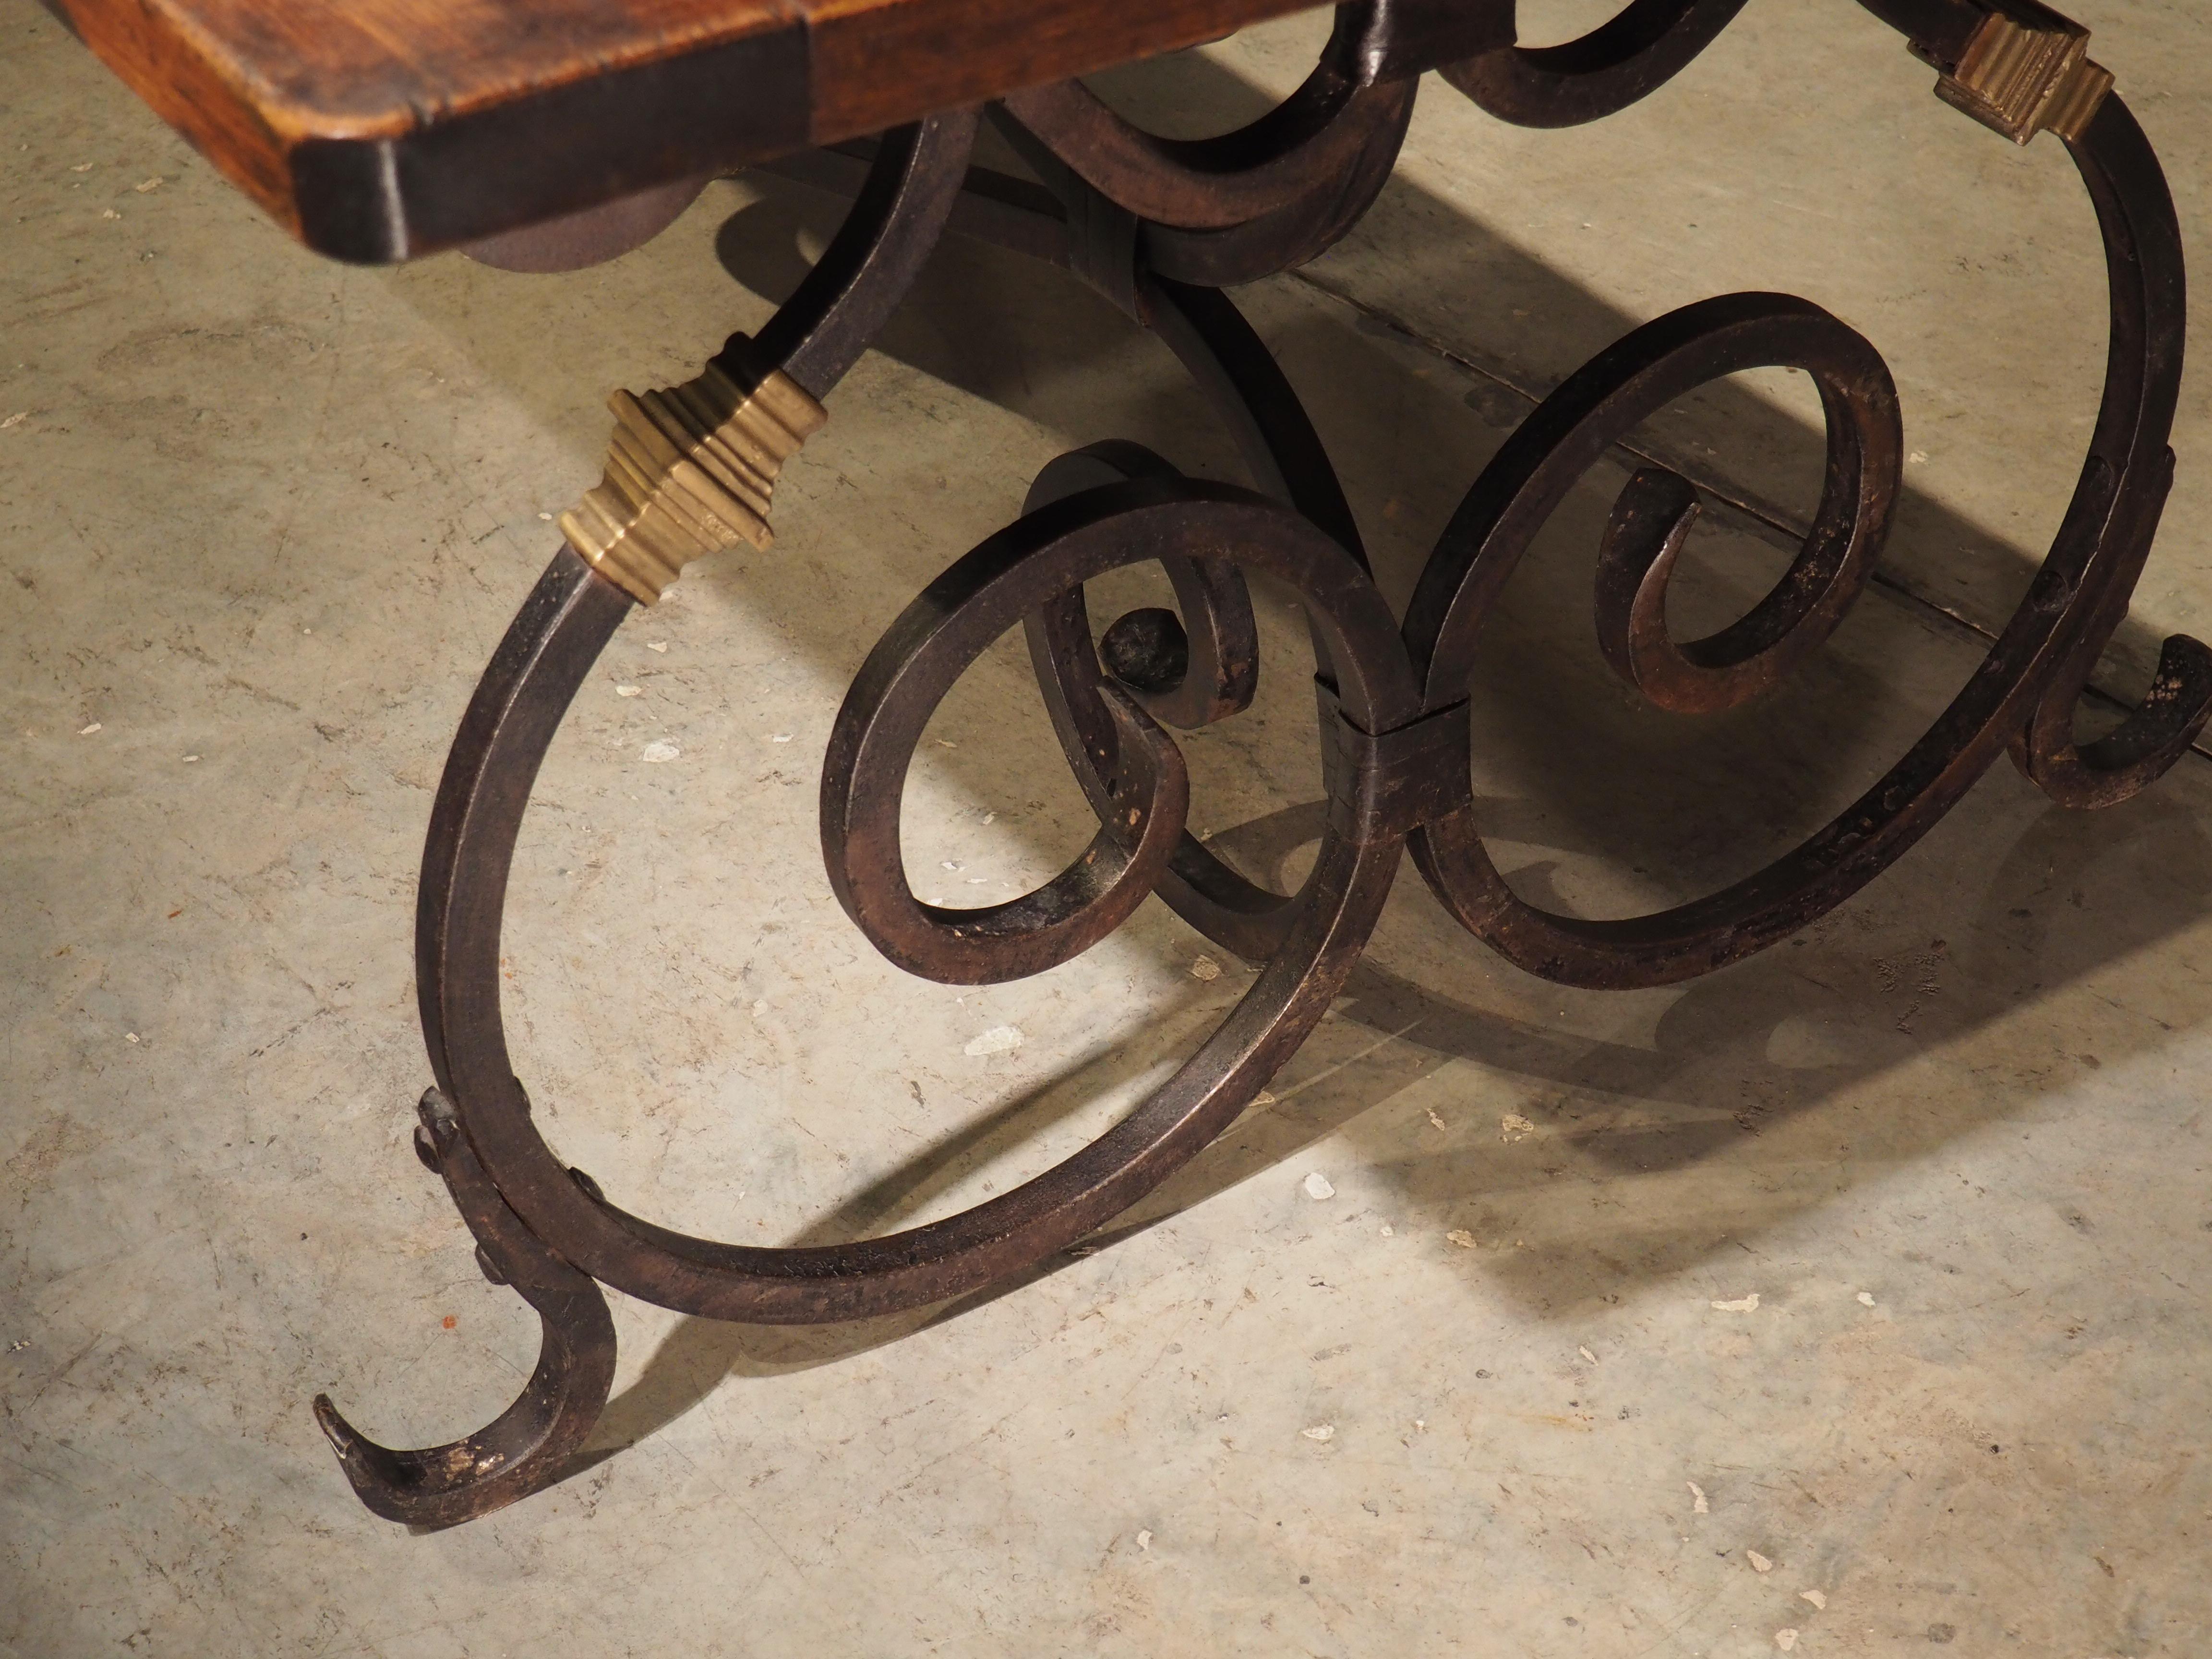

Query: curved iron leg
[317,1,2203,1530]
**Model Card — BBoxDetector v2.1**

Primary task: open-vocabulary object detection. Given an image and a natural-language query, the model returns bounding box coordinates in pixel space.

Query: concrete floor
[5,1,2211,1654]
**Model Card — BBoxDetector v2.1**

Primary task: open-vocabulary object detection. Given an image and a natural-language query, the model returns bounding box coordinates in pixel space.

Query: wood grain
[53,0,1328,262]
[807,0,1315,143]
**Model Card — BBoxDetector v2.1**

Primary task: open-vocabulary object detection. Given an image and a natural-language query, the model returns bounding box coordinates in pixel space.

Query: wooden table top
[49,0,1328,263]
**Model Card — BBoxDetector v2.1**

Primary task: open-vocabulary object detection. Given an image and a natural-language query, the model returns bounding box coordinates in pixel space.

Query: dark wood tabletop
[48,0,1329,262]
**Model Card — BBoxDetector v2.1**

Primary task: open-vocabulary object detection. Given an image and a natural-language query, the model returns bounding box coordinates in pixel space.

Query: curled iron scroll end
[821,491,1202,986]
[2012,630,2212,809]
[1593,466,1705,708]
[314,1090,618,1527]
[2009,448,2212,809]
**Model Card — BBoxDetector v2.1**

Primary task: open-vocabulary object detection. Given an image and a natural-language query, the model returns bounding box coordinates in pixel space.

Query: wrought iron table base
[314,0,2212,1525]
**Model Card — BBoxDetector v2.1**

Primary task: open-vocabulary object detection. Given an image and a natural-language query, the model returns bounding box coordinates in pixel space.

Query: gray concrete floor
[5,2,2212,1654]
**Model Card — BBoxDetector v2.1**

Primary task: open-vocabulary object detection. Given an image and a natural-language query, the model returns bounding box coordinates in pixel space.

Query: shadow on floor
[573,768,2212,1468]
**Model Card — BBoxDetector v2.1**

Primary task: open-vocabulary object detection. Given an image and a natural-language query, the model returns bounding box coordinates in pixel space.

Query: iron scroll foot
[313,1090,616,1527]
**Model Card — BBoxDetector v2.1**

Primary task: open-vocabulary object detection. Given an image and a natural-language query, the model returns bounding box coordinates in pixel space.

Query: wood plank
[807,0,1313,144]
[49,0,1327,263]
